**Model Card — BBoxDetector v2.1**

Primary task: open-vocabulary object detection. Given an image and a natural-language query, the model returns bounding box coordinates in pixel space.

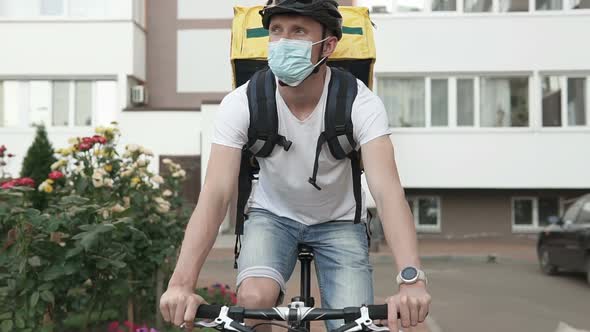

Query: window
[378,77,425,127]
[52,81,70,126]
[407,196,441,230]
[542,76,588,127]
[0,0,126,18]
[536,0,563,10]
[570,0,590,8]
[432,0,457,10]
[499,0,529,11]
[542,76,562,127]
[431,79,448,126]
[576,202,590,224]
[464,0,493,12]
[29,81,52,127]
[0,80,111,128]
[567,78,586,126]
[512,197,561,230]
[480,77,529,127]
[457,79,475,126]
[40,0,64,16]
[397,0,426,11]
[0,82,4,127]
[75,81,92,126]
[562,199,582,223]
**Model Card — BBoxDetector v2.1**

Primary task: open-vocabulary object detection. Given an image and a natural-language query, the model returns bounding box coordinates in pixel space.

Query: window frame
[407,195,442,232]
[376,73,532,130]
[511,196,564,232]
[0,79,101,129]
[540,75,590,129]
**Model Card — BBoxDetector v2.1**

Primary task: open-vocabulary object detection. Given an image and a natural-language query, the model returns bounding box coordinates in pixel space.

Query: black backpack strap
[308,67,361,223]
[245,68,292,157]
[234,68,292,269]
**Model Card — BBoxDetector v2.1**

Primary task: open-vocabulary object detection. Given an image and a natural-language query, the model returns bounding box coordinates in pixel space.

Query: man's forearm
[168,189,231,289]
[375,188,421,271]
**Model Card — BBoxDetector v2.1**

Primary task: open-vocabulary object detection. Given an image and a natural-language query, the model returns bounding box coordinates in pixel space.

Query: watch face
[401,267,418,281]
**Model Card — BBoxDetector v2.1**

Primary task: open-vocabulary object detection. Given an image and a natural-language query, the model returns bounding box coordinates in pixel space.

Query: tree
[20,124,57,210]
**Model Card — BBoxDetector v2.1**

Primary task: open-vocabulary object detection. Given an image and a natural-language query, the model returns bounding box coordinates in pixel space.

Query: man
[160,0,431,331]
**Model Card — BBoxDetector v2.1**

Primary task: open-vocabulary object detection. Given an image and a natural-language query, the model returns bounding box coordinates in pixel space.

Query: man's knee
[237,277,281,308]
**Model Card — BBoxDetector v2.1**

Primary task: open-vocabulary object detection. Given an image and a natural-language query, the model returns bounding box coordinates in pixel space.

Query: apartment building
[1,0,589,239]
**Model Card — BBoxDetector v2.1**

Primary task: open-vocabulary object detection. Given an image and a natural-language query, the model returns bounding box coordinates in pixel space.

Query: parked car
[537,194,590,285]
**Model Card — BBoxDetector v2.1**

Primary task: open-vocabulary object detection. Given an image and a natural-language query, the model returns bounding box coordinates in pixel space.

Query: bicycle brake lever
[181,306,252,332]
[343,306,390,332]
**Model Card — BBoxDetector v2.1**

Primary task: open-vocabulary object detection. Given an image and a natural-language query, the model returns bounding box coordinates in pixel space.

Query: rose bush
[0,123,191,331]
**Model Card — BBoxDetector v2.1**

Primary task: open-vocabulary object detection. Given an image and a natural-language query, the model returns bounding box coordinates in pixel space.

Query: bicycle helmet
[260,0,343,40]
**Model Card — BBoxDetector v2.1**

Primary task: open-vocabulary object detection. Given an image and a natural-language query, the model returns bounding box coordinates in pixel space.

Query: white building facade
[1,0,589,239]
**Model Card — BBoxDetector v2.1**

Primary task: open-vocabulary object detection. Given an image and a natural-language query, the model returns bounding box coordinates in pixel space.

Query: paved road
[198,253,590,332]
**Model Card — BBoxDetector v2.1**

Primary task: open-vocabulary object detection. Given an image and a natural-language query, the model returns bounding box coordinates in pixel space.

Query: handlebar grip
[230,320,255,332]
[196,304,223,319]
[367,304,388,320]
[331,321,358,332]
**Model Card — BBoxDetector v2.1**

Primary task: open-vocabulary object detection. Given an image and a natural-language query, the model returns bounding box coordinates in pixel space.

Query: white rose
[162,189,173,197]
[126,144,139,152]
[162,158,172,165]
[104,178,114,188]
[136,159,147,167]
[151,175,164,184]
[68,137,79,145]
[123,196,131,207]
[120,168,134,177]
[110,204,126,213]
[143,148,154,156]
[122,151,131,158]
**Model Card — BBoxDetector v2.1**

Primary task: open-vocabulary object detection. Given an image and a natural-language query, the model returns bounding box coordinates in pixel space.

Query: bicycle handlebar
[196,303,391,321]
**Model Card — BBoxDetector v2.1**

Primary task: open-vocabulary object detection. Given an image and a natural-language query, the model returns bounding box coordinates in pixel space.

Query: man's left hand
[384,281,431,330]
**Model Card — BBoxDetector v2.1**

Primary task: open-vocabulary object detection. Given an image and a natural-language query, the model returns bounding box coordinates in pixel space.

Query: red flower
[48,171,64,180]
[78,142,92,151]
[16,177,35,188]
[7,153,14,158]
[82,137,95,145]
[92,135,107,144]
[1,180,15,189]
[0,177,35,189]
[230,293,237,305]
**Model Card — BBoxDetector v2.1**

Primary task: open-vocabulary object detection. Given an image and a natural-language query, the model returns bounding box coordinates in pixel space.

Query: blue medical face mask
[267,37,329,87]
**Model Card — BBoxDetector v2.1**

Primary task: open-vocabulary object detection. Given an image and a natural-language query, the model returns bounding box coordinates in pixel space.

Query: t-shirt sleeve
[211,84,250,149]
[351,80,392,146]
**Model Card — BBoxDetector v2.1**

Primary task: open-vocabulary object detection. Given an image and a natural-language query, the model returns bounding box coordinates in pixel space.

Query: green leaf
[28,256,41,267]
[0,314,10,321]
[14,313,24,329]
[66,246,83,259]
[30,291,40,309]
[63,261,77,275]
[40,290,54,304]
[60,195,89,206]
[79,232,98,251]
[43,266,64,281]
[1,320,13,332]
[38,283,53,291]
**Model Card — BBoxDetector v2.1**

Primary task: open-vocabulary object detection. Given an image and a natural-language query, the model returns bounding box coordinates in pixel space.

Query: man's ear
[322,36,339,58]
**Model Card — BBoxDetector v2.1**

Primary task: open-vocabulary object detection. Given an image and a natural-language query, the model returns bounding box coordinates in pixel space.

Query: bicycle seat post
[293,244,314,331]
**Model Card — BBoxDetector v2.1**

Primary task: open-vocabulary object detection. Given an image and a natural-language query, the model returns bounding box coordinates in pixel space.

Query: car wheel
[538,245,558,275]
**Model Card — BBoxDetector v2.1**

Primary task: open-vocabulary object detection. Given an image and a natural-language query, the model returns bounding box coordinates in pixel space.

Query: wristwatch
[396,266,428,286]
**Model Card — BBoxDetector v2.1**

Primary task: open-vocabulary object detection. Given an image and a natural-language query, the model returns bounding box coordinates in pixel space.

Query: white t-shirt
[212,68,391,225]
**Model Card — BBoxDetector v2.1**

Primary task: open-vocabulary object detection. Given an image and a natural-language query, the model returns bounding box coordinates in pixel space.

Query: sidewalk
[210,234,538,262]
[199,235,539,331]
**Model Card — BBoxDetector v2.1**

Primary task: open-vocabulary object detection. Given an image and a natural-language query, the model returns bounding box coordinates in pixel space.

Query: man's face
[268,14,333,63]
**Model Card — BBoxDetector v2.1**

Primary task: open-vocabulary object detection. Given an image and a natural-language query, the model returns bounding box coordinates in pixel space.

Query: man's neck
[278,65,327,119]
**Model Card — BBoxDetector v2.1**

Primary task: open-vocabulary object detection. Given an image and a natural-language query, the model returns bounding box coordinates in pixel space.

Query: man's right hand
[159,285,206,329]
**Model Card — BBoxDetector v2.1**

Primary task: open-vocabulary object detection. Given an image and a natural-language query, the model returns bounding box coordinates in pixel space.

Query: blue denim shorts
[236,208,374,331]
